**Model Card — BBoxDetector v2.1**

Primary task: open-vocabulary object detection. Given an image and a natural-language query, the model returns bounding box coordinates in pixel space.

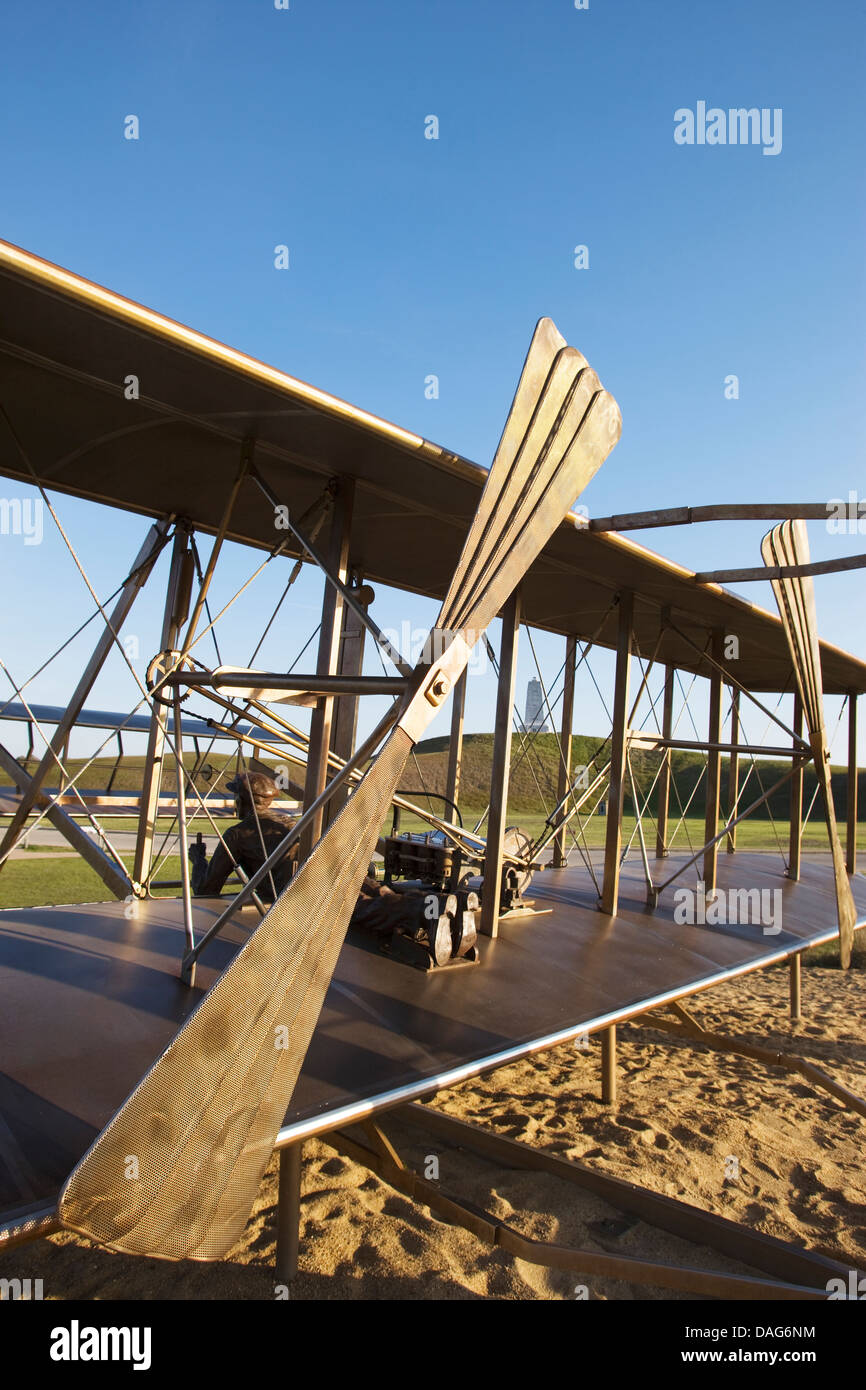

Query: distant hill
[411,732,857,821]
[0,735,859,822]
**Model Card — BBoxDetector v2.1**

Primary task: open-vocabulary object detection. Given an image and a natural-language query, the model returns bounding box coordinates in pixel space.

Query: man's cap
[226,771,279,808]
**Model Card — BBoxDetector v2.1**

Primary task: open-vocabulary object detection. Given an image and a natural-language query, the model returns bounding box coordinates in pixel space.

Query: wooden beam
[847,692,858,875]
[444,667,468,815]
[324,579,371,828]
[300,477,354,860]
[789,693,804,882]
[133,527,194,888]
[479,589,521,938]
[180,443,251,653]
[703,632,723,893]
[789,954,802,1022]
[601,1024,617,1105]
[275,1142,303,1284]
[726,688,740,853]
[552,635,577,868]
[589,503,834,533]
[655,663,675,859]
[631,734,801,758]
[696,553,866,584]
[600,591,633,915]
[400,1102,852,1292]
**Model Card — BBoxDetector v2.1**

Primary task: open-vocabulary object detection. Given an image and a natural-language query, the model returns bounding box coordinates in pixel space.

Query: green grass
[396,803,863,855]
[0,855,189,909]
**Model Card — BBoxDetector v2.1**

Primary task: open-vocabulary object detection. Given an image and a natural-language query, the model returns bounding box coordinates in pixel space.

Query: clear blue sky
[1,0,864,771]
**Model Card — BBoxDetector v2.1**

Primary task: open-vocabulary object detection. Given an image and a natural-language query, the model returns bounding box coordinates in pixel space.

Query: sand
[3,964,864,1301]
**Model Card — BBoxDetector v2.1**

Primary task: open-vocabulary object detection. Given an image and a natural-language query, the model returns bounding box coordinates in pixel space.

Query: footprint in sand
[319,1156,348,1178]
[399,1228,427,1257]
[617,1115,654,1133]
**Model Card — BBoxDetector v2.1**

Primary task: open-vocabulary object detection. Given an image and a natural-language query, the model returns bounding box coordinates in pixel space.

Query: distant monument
[524,678,549,733]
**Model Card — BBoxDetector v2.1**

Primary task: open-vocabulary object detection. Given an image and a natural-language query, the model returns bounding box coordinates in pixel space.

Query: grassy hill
[407,732,859,823]
[1,735,860,824]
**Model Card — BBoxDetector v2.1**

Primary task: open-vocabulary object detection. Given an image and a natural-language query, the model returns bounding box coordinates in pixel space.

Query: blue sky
[1,0,864,771]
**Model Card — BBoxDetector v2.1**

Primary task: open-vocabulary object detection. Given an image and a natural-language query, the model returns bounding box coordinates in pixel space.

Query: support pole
[789,693,804,881]
[275,1142,303,1284]
[324,578,371,828]
[134,527,194,888]
[180,444,251,656]
[789,954,802,1022]
[174,693,196,985]
[479,589,521,938]
[655,662,674,859]
[847,692,857,875]
[601,1024,617,1105]
[444,667,468,815]
[726,687,740,853]
[300,478,354,861]
[600,592,633,916]
[0,520,169,866]
[552,635,577,868]
[703,631,723,895]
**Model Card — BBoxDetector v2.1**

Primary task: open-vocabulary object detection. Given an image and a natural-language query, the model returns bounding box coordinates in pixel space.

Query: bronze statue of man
[189,769,471,964]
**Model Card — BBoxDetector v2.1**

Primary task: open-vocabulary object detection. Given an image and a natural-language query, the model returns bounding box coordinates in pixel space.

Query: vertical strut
[480,588,521,938]
[445,667,468,815]
[275,1142,303,1284]
[300,478,355,861]
[134,525,194,888]
[180,443,251,658]
[789,953,802,1022]
[600,592,633,916]
[847,692,858,875]
[601,1025,617,1104]
[324,577,370,828]
[175,692,196,985]
[789,692,804,881]
[726,687,740,854]
[703,631,724,895]
[553,635,577,869]
[655,662,675,859]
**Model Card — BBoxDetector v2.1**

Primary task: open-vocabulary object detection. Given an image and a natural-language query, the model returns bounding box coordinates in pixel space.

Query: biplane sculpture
[0,239,865,1296]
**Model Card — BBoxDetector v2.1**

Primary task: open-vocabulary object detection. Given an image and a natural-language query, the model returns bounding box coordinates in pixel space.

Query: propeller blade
[761,520,856,967]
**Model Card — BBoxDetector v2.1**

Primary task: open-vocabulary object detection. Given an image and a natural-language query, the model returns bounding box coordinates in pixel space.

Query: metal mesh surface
[58,728,412,1260]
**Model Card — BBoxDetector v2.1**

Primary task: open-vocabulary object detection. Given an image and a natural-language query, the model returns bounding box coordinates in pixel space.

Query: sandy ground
[3,965,865,1301]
